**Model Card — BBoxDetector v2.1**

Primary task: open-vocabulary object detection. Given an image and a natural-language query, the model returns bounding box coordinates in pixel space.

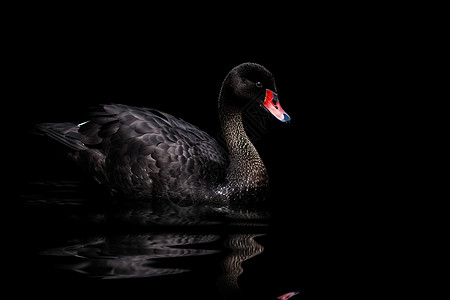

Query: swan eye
[256,82,263,88]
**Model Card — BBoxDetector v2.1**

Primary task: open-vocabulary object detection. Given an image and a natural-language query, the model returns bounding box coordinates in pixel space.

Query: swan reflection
[23,180,268,294]
[40,233,220,279]
[218,233,265,294]
[40,231,266,290]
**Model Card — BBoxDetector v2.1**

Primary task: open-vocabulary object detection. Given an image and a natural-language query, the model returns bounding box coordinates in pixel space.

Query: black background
[6,5,414,299]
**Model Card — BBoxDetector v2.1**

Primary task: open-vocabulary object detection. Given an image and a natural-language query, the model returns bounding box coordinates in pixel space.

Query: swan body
[37,63,290,207]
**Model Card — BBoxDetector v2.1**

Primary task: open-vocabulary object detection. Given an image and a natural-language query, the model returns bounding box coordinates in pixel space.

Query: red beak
[261,89,291,122]
[277,291,299,299]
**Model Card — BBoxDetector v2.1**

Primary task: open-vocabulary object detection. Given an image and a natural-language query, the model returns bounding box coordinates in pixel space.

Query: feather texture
[38,104,228,202]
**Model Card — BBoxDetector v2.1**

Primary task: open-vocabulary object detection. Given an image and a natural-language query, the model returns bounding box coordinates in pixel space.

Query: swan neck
[218,95,250,157]
[218,93,268,200]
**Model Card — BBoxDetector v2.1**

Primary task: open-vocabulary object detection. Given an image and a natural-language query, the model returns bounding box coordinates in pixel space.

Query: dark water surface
[6,9,407,298]
[11,180,314,300]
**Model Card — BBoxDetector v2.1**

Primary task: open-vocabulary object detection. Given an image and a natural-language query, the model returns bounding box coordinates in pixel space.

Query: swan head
[220,62,290,122]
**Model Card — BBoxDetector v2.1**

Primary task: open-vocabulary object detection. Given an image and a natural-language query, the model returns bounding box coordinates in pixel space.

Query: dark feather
[38,104,229,201]
[36,123,87,150]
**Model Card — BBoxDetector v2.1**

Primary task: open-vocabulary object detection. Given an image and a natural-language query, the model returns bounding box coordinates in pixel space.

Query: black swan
[36,63,290,207]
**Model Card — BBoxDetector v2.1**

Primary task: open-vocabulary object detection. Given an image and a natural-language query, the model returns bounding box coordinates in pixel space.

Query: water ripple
[40,233,221,279]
